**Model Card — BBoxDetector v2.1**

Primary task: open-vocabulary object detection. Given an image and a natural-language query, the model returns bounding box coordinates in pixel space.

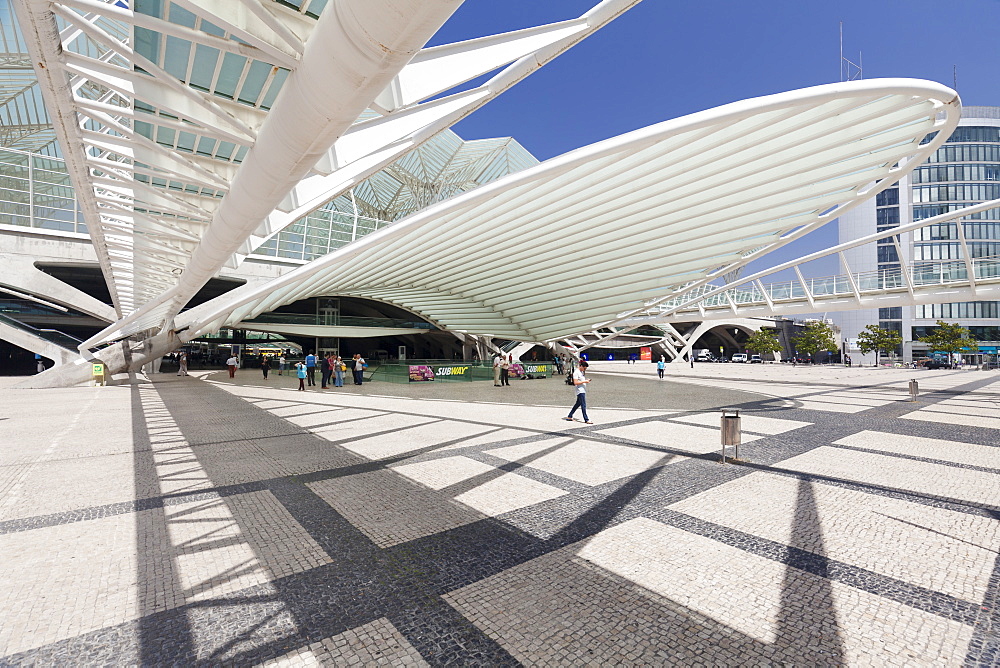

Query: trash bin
[720,409,741,462]
[909,379,918,401]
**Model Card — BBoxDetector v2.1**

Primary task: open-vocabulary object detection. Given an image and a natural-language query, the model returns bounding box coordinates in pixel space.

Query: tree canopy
[856,324,903,366]
[792,321,838,358]
[919,320,978,356]
[745,328,783,358]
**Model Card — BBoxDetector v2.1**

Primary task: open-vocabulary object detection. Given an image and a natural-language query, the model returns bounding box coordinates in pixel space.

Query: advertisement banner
[408,365,434,382]
[640,347,652,361]
[509,364,548,377]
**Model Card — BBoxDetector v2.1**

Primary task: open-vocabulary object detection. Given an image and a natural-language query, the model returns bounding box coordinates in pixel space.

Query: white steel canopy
[149,78,960,345]
[14,0,640,329]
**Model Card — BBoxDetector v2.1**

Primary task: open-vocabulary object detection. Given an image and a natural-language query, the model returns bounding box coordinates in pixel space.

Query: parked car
[749,354,763,364]
[731,353,748,363]
[915,357,946,370]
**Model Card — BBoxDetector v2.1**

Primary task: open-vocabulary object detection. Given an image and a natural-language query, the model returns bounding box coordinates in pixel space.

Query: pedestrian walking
[226,354,238,378]
[334,355,345,387]
[500,355,511,386]
[305,351,317,386]
[657,357,666,379]
[321,353,333,388]
[563,360,592,423]
[352,353,366,385]
[177,351,189,376]
[295,361,307,390]
[261,356,270,379]
[493,354,502,386]
[278,355,286,375]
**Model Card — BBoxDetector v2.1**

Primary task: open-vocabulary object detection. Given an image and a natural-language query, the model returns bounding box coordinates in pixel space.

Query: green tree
[745,328,783,360]
[919,320,978,365]
[792,321,838,361]
[856,324,903,367]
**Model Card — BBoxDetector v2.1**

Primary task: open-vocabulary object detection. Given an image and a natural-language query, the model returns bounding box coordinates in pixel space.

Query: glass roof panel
[238,60,272,105]
[162,36,192,80]
[215,52,247,100]
[189,44,220,92]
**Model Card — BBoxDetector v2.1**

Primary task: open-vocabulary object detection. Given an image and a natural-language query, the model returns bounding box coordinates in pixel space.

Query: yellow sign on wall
[92,364,104,376]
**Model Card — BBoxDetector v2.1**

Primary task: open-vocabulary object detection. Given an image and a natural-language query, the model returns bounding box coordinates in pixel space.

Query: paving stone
[454,472,569,517]
[309,470,486,547]
[1,365,997,666]
[775,446,1000,509]
[390,456,496,490]
[595,420,762,454]
[669,472,1000,601]
[485,436,674,486]
[833,429,1000,468]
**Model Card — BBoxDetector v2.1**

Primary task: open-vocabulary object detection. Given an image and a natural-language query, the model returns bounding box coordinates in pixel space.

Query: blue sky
[435,0,1000,281]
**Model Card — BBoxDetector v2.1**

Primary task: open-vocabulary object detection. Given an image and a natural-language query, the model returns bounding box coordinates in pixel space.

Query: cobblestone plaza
[1,363,998,666]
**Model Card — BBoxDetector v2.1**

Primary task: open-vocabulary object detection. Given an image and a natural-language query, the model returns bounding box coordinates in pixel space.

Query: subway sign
[435,365,470,376]
[510,364,548,375]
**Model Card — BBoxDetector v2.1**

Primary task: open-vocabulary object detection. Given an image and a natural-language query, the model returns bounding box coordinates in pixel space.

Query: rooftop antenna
[839,22,862,82]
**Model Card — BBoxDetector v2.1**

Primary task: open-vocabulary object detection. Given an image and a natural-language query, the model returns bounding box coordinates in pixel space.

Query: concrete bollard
[720,409,741,463]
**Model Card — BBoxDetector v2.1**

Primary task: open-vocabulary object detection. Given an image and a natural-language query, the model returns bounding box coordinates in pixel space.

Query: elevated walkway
[626,256,1000,325]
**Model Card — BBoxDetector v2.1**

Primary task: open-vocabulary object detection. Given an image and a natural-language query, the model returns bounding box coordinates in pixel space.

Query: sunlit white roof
[14,0,639,332]
[159,79,959,344]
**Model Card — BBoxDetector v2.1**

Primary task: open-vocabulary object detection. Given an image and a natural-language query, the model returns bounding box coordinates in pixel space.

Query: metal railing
[651,255,1000,315]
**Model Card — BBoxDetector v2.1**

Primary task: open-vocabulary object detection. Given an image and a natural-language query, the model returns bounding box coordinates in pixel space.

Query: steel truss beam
[19,0,640,351]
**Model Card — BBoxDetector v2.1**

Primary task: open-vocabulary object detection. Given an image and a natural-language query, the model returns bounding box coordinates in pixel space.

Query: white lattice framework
[124,79,960,350]
[255,130,537,263]
[13,0,639,328]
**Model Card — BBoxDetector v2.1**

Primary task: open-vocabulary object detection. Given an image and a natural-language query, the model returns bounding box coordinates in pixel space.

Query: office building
[837,106,1000,362]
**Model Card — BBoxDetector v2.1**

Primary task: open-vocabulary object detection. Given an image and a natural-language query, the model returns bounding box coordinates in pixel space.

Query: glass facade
[914,302,1000,319]
[874,185,902,334]
[911,123,1000,331]
[845,115,1000,354]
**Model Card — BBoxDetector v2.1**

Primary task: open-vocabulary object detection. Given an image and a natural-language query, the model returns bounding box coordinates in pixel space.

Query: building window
[913,302,1000,319]
[876,188,899,207]
[877,245,899,263]
[876,208,899,226]
[879,307,902,319]
[945,126,1000,144]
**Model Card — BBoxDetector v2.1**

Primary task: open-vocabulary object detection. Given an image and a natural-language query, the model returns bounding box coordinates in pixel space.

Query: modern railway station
[1,1,998,665]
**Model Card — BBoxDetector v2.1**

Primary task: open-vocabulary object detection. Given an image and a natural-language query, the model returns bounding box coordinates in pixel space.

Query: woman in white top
[563,360,592,423]
[353,354,366,385]
[226,355,238,378]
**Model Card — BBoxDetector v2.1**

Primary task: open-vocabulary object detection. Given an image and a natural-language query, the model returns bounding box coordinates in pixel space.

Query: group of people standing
[290,352,367,391]
[214,351,368,390]
[552,354,574,376]
[493,353,579,387]
[492,354,512,386]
